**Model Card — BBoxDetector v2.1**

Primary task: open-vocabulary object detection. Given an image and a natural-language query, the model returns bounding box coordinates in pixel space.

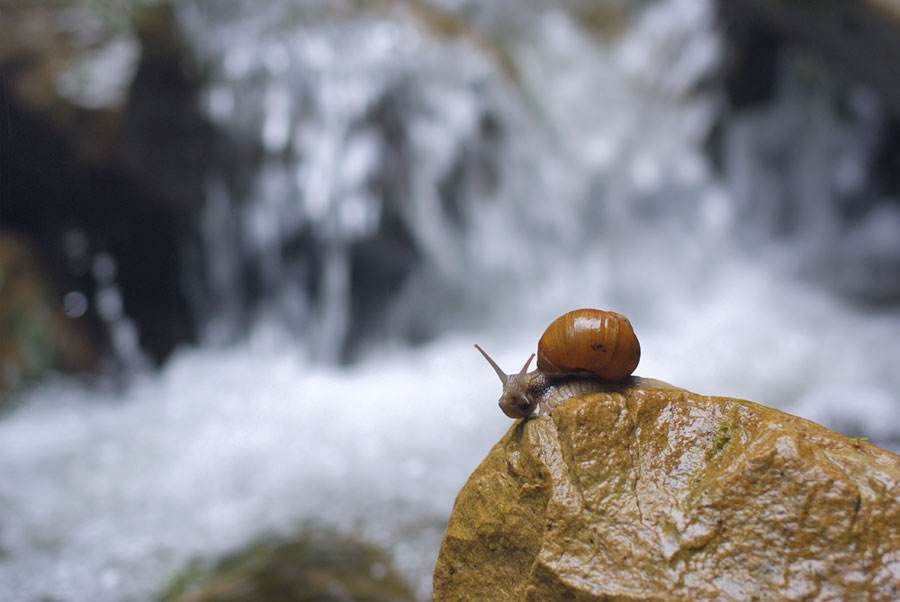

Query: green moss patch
[160,530,416,602]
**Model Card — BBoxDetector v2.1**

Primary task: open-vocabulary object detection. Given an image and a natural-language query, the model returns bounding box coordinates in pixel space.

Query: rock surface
[434,378,900,601]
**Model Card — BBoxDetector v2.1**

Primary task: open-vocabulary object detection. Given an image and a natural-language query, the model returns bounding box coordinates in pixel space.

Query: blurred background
[1,0,899,600]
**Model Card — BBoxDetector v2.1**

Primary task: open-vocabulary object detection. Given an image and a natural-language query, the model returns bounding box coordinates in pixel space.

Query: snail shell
[537,308,640,380]
[476,308,640,419]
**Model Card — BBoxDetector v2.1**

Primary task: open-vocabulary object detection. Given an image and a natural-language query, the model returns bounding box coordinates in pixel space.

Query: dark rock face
[713,0,900,305]
[434,381,900,601]
[0,1,201,365]
[718,0,900,117]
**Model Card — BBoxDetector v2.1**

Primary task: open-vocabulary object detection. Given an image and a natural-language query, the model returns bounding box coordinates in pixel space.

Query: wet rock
[434,378,900,601]
[160,531,416,602]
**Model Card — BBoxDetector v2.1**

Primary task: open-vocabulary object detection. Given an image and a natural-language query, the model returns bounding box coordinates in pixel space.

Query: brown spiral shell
[536,308,640,381]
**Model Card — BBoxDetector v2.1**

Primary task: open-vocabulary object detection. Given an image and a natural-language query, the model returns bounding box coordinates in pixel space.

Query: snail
[475,308,640,419]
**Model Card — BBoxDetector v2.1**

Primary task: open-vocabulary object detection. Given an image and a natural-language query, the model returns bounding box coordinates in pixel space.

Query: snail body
[476,309,640,419]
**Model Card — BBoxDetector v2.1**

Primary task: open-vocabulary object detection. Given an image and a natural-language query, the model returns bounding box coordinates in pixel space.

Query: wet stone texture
[434,378,900,601]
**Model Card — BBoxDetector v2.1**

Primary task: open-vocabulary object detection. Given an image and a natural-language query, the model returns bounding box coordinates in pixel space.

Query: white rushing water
[3,1,900,601]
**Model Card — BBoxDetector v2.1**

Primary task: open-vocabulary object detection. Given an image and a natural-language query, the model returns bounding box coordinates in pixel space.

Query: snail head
[474,344,537,419]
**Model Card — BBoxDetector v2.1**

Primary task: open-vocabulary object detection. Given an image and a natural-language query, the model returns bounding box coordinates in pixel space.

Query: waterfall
[172,0,728,361]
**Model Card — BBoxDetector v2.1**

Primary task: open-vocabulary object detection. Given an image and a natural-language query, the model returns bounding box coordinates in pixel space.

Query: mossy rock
[160,531,416,602]
[0,232,96,400]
